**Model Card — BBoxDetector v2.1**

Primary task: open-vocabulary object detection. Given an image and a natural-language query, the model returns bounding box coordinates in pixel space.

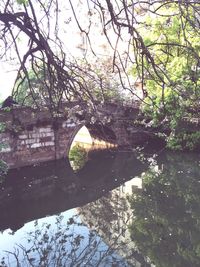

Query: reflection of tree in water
[78,188,151,267]
[0,213,129,267]
[128,152,200,267]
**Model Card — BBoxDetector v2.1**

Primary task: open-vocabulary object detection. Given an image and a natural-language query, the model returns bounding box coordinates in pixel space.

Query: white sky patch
[0,63,17,100]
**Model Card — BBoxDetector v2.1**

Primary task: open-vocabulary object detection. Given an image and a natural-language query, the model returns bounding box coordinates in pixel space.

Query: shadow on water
[0,149,146,232]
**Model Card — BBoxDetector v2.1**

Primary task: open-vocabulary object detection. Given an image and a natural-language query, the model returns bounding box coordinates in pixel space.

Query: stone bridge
[0,101,151,168]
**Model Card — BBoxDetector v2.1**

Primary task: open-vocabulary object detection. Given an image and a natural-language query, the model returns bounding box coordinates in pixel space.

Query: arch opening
[70,126,93,150]
[68,126,91,171]
[68,125,117,171]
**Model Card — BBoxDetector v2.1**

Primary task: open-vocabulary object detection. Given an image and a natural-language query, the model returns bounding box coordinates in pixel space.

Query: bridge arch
[86,123,117,145]
[64,124,85,156]
[65,123,117,158]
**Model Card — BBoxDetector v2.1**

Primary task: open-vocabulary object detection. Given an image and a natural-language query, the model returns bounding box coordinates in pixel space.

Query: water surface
[0,149,200,267]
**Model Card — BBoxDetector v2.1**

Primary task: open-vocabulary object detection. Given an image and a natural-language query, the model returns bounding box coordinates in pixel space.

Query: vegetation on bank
[69,144,88,171]
[131,4,200,151]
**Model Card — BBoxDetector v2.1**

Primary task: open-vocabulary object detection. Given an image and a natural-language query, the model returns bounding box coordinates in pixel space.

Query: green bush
[167,131,200,151]
[69,145,88,171]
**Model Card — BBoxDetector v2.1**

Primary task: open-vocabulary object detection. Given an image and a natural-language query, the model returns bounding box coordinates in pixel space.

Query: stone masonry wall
[0,106,80,168]
[1,125,56,168]
[0,103,141,169]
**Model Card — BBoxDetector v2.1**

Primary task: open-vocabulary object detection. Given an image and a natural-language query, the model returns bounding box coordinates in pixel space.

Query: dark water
[0,149,200,267]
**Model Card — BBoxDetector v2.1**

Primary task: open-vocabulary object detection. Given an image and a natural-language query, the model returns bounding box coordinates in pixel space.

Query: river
[0,142,200,267]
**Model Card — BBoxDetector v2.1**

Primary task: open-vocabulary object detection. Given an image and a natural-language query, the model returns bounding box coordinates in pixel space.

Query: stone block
[31,143,42,148]
[65,122,76,128]
[31,133,40,138]
[39,127,52,133]
[44,141,54,146]
[39,132,54,138]
[19,134,28,139]
[25,139,36,145]
[45,132,54,137]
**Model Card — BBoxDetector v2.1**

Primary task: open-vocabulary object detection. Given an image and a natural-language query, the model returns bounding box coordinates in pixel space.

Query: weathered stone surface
[0,102,142,168]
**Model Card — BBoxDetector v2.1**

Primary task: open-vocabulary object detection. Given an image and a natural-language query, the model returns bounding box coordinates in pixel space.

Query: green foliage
[167,131,200,151]
[69,144,88,171]
[1,106,11,112]
[132,4,200,150]
[15,63,69,107]
[15,68,45,106]
[16,0,28,5]
[0,122,6,132]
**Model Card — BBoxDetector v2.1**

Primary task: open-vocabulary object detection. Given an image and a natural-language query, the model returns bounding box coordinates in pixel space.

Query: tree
[71,1,200,105]
[130,3,200,149]
[1,1,200,136]
[0,1,100,111]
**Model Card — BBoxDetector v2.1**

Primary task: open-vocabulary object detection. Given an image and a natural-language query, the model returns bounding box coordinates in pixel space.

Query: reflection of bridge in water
[0,150,146,232]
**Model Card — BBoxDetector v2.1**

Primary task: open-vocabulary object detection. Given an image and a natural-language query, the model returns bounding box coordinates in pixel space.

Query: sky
[0,62,17,100]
